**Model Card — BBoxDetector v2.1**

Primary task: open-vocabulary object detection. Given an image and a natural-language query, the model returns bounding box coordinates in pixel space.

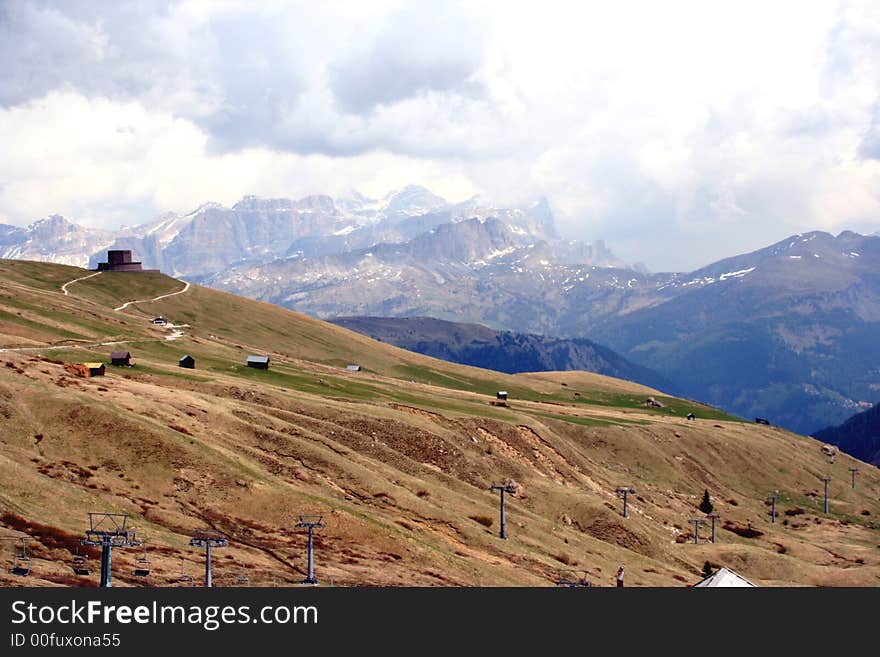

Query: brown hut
[110,351,131,366]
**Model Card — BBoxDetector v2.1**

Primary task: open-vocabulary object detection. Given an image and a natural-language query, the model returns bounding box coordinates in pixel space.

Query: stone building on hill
[94,250,158,272]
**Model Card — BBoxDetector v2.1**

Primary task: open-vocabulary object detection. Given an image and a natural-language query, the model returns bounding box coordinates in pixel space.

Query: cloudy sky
[1,0,879,270]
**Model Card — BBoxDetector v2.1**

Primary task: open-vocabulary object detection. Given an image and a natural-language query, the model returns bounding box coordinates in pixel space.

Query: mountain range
[589,230,880,439]
[0,186,621,278]
[331,315,673,392]
[3,187,879,448]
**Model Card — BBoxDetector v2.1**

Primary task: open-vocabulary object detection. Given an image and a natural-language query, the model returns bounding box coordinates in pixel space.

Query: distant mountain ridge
[331,315,675,393]
[205,214,643,331]
[813,402,880,466]
[0,186,624,277]
[588,230,880,436]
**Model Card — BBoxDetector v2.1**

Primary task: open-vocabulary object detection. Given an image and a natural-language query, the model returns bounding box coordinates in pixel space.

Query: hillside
[331,316,674,392]
[814,403,880,466]
[211,228,880,439]
[7,194,880,443]
[1,260,879,588]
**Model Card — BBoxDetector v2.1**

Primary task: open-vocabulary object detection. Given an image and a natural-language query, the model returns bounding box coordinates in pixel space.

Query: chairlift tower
[688,518,708,544]
[490,483,517,539]
[706,514,720,544]
[768,491,780,523]
[296,515,325,585]
[81,513,140,587]
[821,476,831,514]
[189,531,229,588]
[848,467,858,489]
[615,486,635,518]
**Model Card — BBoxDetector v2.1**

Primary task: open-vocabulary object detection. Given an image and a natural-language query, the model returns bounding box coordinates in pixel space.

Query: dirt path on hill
[114,281,191,311]
[60,271,102,295]
[2,276,191,353]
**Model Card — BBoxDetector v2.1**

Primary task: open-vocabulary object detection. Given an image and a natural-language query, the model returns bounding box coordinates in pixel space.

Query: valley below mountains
[331,315,674,393]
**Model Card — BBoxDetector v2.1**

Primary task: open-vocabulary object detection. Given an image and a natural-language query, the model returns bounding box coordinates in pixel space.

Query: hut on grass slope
[246,355,270,370]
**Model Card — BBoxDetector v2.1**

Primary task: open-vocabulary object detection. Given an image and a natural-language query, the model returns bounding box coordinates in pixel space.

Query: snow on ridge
[142,214,192,246]
[474,246,516,265]
[682,276,715,287]
[680,266,754,288]
[719,266,756,280]
[185,202,223,217]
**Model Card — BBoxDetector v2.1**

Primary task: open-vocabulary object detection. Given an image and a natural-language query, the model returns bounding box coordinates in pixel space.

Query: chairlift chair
[10,540,31,577]
[554,569,577,587]
[177,558,194,587]
[71,547,91,576]
[132,543,151,577]
[234,565,250,587]
[554,569,591,588]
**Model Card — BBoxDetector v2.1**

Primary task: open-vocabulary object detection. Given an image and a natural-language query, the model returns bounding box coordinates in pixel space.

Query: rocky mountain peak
[529,197,559,239]
[30,214,75,232]
[295,195,337,213]
[232,196,298,212]
[410,217,515,262]
[383,185,448,216]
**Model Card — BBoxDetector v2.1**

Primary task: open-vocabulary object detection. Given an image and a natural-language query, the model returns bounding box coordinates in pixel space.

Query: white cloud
[0,92,479,228]
[1,0,879,270]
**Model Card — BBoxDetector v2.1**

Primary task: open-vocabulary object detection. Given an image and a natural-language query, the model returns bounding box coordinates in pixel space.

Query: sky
[1,0,879,271]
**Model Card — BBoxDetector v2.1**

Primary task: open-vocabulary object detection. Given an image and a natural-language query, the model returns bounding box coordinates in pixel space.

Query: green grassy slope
[0,260,878,588]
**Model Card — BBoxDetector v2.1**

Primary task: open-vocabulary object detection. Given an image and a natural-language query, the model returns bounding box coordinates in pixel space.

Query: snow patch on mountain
[719,266,756,280]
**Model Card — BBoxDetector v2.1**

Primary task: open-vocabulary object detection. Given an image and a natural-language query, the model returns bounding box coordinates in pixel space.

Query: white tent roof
[693,567,756,587]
